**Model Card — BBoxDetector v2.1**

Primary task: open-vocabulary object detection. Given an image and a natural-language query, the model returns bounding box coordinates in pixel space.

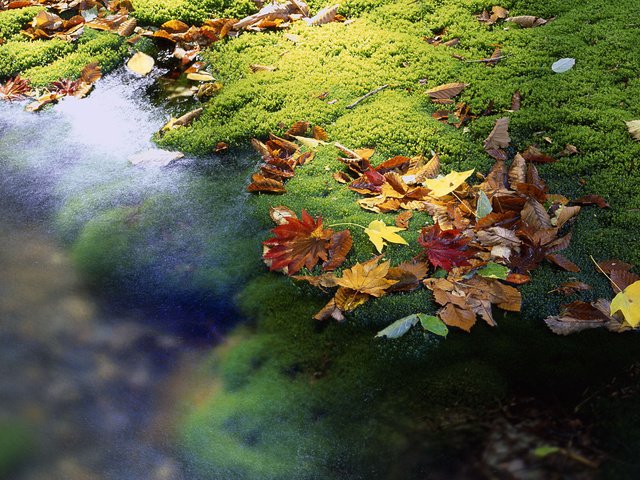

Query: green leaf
[417,314,448,337]
[477,262,509,279]
[476,190,492,219]
[375,314,419,339]
[533,446,560,458]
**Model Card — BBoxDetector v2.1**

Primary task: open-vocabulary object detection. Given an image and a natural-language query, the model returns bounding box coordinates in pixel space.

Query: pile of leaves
[251,120,639,339]
[0,0,343,110]
[0,63,101,110]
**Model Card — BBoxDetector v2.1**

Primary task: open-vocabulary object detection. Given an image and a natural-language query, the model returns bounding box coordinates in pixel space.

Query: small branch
[346,84,388,109]
[451,191,477,218]
[462,55,511,63]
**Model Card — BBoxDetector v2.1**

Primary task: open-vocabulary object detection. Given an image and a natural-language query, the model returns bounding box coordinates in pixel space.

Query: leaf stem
[328,222,366,229]
[589,255,623,293]
[451,191,478,218]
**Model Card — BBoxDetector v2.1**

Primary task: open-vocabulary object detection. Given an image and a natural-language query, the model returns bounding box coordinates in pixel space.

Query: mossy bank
[3,0,640,477]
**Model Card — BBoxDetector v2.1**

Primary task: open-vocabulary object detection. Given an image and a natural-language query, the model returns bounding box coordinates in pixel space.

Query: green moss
[130,0,256,26]
[0,6,41,41]
[0,39,73,79]
[176,1,640,477]
[21,29,127,85]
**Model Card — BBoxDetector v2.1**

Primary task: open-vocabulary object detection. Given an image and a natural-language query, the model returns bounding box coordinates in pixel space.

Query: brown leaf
[247,173,286,193]
[80,62,102,84]
[546,253,580,272]
[333,171,351,184]
[293,272,338,289]
[513,183,547,203]
[375,156,412,174]
[285,121,310,137]
[526,163,546,191]
[508,153,526,187]
[554,205,581,229]
[313,295,345,322]
[439,304,477,332]
[250,64,277,72]
[610,269,640,292]
[572,194,609,209]
[597,259,634,274]
[551,281,591,295]
[522,145,556,163]
[426,82,468,100]
[545,232,572,253]
[511,90,521,111]
[476,226,522,247]
[484,117,510,152]
[395,210,413,229]
[322,230,353,271]
[559,144,578,156]
[521,198,552,229]
[117,17,137,37]
[312,125,329,141]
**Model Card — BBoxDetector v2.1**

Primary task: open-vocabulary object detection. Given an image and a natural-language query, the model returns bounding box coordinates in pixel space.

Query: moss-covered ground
[3,0,640,477]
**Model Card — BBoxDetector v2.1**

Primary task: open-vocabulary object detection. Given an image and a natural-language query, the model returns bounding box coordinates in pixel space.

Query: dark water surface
[0,69,248,479]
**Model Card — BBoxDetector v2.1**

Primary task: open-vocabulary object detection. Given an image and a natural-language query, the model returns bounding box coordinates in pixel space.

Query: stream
[0,68,252,479]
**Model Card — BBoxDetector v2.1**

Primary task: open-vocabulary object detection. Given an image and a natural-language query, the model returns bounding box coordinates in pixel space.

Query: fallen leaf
[552,58,575,73]
[505,15,548,27]
[521,198,552,229]
[293,135,328,149]
[546,253,580,272]
[626,120,640,140]
[522,145,556,163]
[423,169,474,197]
[375,314,420,338]
[418,222,475,270]
[127,52,155,76]
[186,71,215,82]
[418,313,449,337]
[551,281,592,295]
[247,173,286,193]
[476,262,509,279]
[484,117,510,152]
[426,82,467,100]
[395,210,413,228]
[571,194,610,209]
[610,280,640,327]
[511,90,521,111]
[305,4,339,26]
[269,205,297,225]
[439,303,476,332]
[250,64,277,72]
[0,75,31,101]
[476,190,493,219]
[263,209,351,274]
[364,219,408,253]
[336,257,398,297]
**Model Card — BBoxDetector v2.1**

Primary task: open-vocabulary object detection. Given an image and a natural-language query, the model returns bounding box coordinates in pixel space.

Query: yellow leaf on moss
[610,280,640,327]
[423,169,474,197]
[127,52,155,76]
[364,220,408,253]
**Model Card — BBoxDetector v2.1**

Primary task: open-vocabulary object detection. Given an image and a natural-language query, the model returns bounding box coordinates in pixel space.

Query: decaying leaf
[552,58,575,73]
[426,82,467,100]
[505,15,548,27]
[484,117,510,156]
[127,52,155,76]
[626,120,640,141]
[305,4,339,26]
[0,75,31,101]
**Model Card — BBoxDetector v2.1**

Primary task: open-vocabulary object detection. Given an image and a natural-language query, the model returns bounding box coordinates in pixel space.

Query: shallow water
[0,69,256,479]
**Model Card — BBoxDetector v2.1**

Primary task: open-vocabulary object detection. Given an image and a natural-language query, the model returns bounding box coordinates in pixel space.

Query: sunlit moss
[130,0,257,26]
[21,29,127,85]
[0,6,41,41]
[0,39,73,79]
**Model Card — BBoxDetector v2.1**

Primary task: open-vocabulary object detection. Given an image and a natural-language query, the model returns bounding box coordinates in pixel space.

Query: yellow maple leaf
[364,219,408,253]
[336,257,398,297]
[610,280,640,327]
[423,169,474,198]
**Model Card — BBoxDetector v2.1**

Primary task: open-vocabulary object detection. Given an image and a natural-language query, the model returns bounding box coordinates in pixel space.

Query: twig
[462,55,511,63]
[451,191,477,218]
[346,84,388,109]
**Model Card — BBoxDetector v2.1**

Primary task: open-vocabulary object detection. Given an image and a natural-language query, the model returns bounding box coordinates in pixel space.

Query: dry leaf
[127,52,155,76]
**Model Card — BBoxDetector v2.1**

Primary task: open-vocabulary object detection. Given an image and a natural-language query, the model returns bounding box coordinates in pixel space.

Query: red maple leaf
[263,209,351,275]
[418,222,475,271]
